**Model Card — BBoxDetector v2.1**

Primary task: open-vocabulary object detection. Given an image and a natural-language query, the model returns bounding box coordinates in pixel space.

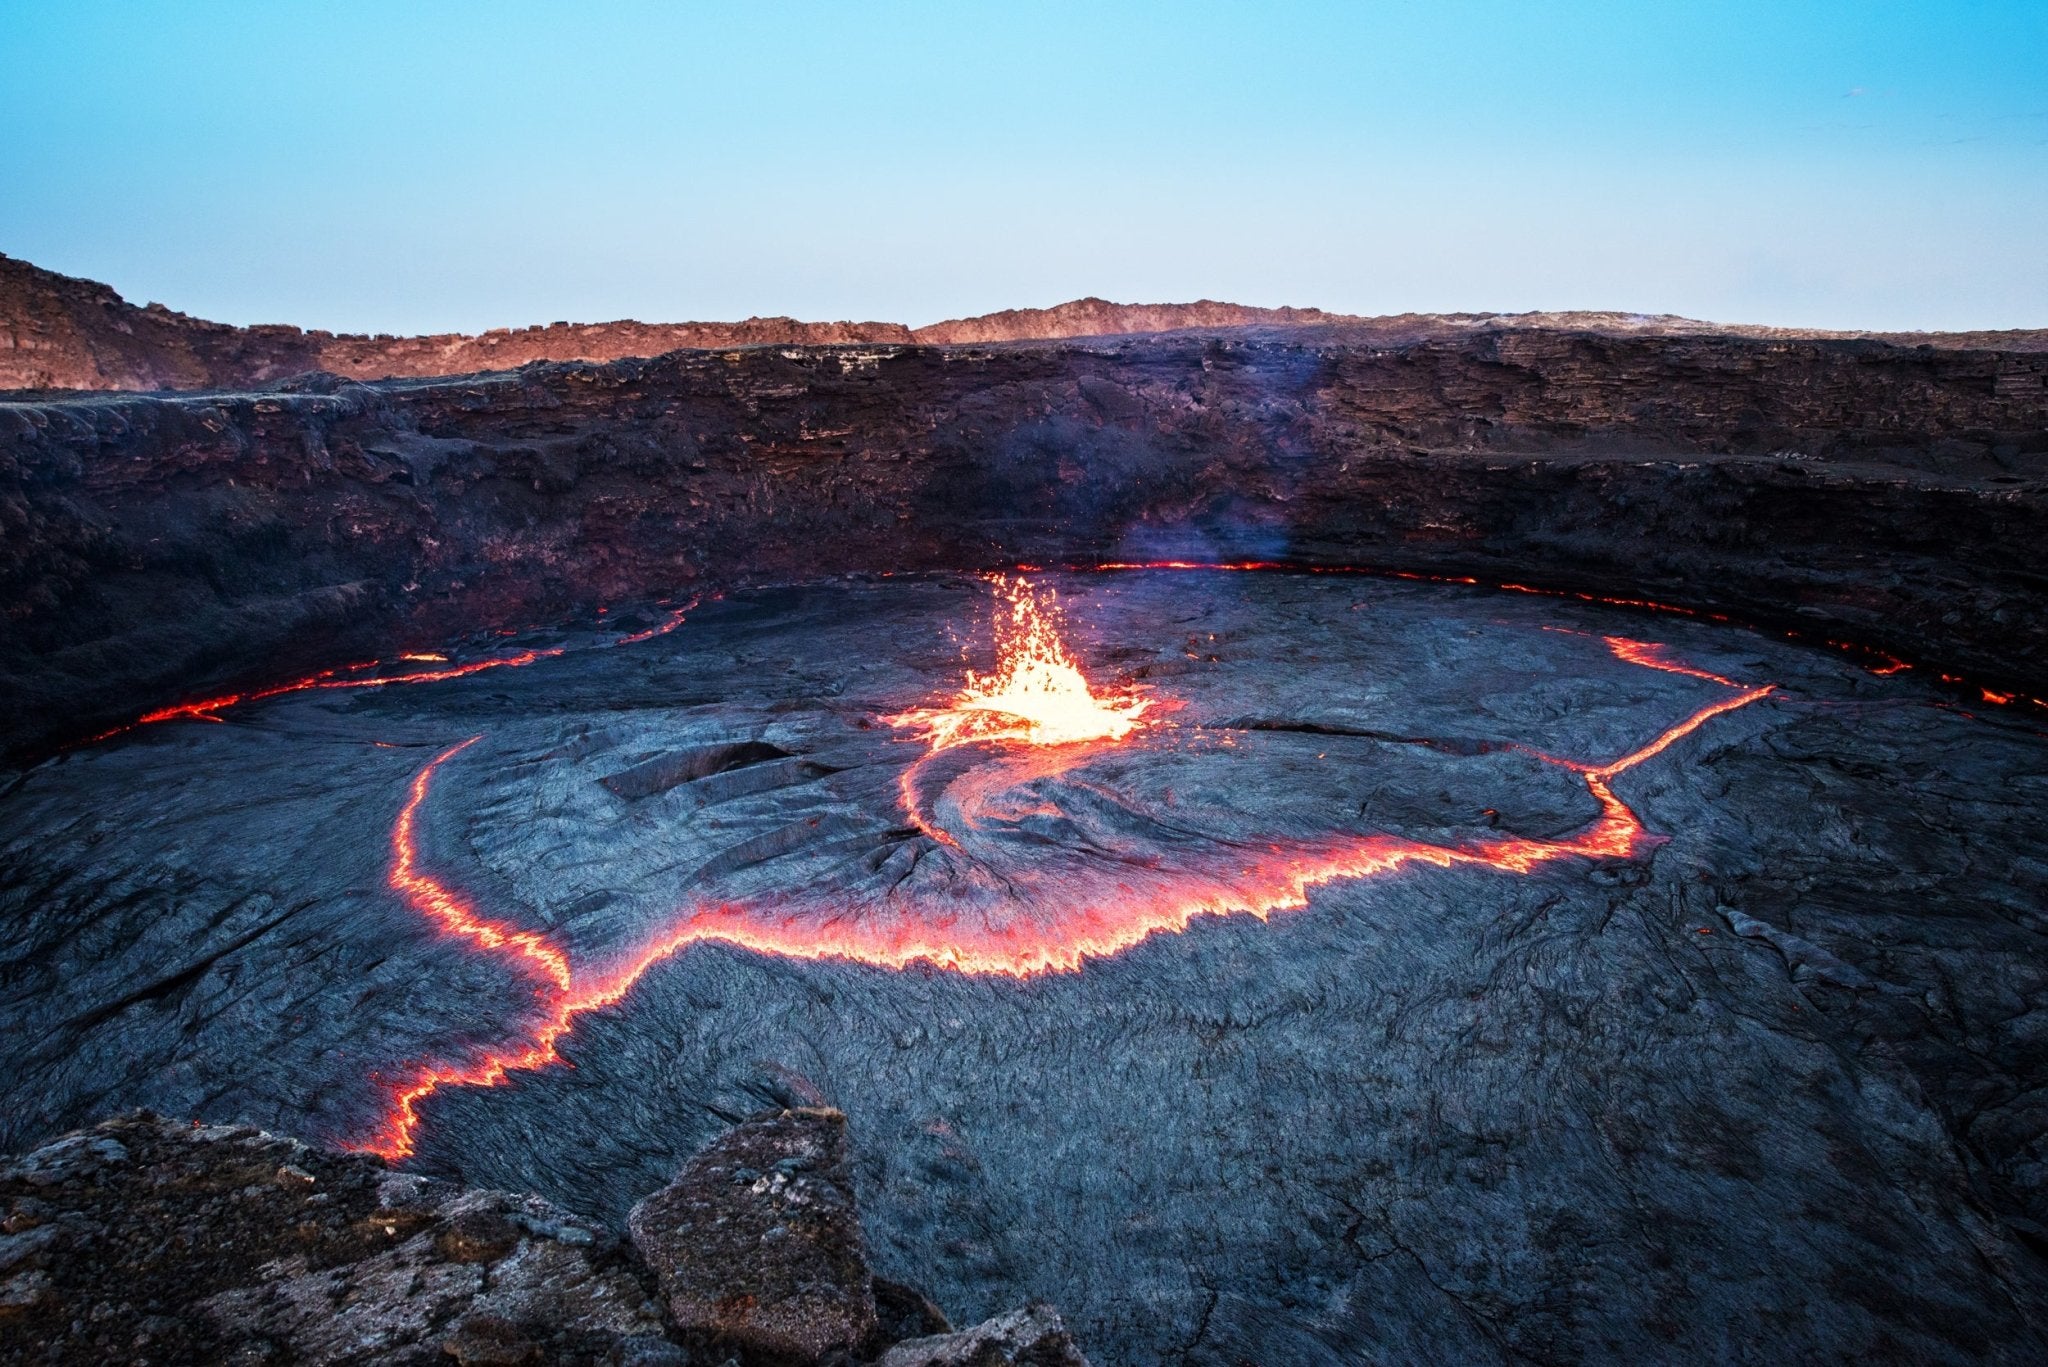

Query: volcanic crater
[5,562,2048,1362]
[5,306,2048,1363]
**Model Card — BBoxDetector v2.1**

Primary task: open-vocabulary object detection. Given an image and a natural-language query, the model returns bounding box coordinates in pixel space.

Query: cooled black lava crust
[4,572,2048,1364]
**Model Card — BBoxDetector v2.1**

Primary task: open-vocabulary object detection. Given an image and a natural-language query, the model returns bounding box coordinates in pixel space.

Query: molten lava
[84,650,565,744]
[88,596,705,748]
[615,602,695,645]
[388,736,571,993]
[349,584,1783,1162]
[886,575,1150,751]
[1597,635,1743,688]
[1076,560,1970,691]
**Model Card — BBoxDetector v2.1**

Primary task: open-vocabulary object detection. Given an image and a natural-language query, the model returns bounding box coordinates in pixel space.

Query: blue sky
[2,1,2043,333]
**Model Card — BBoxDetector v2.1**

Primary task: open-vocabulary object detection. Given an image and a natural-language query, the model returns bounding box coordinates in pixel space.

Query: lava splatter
[884,575,1150,751]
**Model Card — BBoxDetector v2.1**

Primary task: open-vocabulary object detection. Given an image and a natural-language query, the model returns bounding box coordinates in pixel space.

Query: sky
[2,1,2043,334]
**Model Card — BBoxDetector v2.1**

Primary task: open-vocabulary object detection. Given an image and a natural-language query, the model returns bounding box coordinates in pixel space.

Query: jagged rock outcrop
[628,1107,880,1362]
[909,298,1364,345]
[912,296,2048,351]
[0,1113,673,1365]
[0,254,911,393]
[0,1110,1072,1366]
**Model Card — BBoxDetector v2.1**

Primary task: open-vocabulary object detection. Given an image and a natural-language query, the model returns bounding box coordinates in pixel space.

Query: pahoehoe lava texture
[5,572,2048,1363]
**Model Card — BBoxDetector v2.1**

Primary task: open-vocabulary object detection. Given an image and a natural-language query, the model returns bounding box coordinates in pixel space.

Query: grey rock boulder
[628,1106,878,1363]
[876,1304,1090,1367]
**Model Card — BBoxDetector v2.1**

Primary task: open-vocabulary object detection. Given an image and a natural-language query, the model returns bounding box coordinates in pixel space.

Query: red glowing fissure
[1078,560,1974,696]
[136,651,570,722]
[349,579,1778,1160]
[389,736,572,993]
[82,650,564,745]
[613,604,693,646]
[1087,559,1730,624]
[87,600,710,748]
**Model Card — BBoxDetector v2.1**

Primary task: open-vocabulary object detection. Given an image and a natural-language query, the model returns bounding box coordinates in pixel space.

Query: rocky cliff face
[8,252,2046,396]
[1,327,2043,760]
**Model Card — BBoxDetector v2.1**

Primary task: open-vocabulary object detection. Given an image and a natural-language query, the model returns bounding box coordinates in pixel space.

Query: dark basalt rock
[3,285,2048,1366]
[628,1107,880,1364]
[0,252,916,394]
[0,1112,671,1365]
[9,250,2046,398]
[0,1110,1017,1367]
[875,1306,1088,1366]
[870,1279,951,1346]
[9,573,2045,1361]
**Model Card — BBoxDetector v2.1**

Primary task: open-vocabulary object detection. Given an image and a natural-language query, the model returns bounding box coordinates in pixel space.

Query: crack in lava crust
[83,600,699,748]
[88,650,565,744]
[349,586,1778,1161]
[389,736,571,993]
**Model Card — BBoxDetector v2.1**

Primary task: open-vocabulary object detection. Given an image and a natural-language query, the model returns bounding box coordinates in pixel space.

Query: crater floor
[6,571,2048,1364]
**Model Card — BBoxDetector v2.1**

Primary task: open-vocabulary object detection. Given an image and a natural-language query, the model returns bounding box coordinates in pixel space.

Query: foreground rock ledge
[0,1111,1088,1367]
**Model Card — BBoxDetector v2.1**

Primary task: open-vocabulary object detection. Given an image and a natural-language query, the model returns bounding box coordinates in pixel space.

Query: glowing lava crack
[351,578,1776,1159]
[84,599,698,746]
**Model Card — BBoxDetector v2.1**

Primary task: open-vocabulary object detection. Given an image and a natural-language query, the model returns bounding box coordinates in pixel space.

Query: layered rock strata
[0,254,913,394]
[1,328,2043,759]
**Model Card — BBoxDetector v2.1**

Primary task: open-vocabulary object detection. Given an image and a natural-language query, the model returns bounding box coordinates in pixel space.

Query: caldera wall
[2,328,2044,759]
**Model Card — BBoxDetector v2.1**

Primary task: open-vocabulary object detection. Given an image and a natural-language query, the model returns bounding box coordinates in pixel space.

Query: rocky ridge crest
[7,251,2044,395]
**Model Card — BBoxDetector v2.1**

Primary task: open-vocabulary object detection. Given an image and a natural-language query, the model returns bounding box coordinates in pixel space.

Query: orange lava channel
[1597,635,1743,689]
[94,599,708,749]
[88,650,565,743]
[350,589,1778,1161]
[389,737,571,993]
[614,601,696,645]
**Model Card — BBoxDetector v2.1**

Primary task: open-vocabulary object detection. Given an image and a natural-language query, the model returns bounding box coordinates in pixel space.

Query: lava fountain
[885,574,1151,751]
